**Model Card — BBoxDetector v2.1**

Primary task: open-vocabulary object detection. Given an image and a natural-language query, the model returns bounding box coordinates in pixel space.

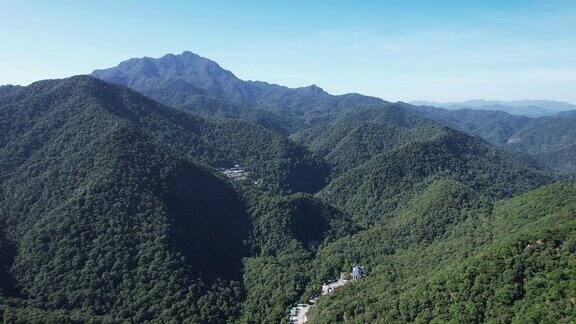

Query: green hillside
[90,52,576,176]
[319,128,549,225]
[91,52,386,134]
[506,115,576,155]
[236,126,556,322]
[0,122,249,322]
[0,76,336,322]
[0,76,328,194]
[415,105,576,173]
[240,192,357,322]
[308,182,576,322]
[290,104,444,176]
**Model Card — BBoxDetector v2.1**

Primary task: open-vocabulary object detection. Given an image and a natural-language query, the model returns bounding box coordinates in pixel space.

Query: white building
[352,265,364,279]
[321,278,348,295]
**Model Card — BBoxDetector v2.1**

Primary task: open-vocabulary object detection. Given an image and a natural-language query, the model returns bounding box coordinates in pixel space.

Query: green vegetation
[240,192,356,322]
[319,128,549,225]
[0,76,327,322]
[0,76,328,194]
[290,104,444,176]
[92,51,576,174]
[307,182,576,322]
[91,51,386,134]
[416,106,576,173]
[0,63,574,323]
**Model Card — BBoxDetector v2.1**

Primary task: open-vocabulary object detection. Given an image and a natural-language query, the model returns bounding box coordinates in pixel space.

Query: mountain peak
[92,52,331,107]
[299,84,325,93]
[92,52,392,112]
[159,51,212,65]
[91,51,250,101]
[308,84,324,92]
[181,50,200,57]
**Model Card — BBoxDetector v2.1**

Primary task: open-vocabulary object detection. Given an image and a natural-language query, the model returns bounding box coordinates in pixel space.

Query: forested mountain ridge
[0,76,328,193]
[414,105,576,172]
[0,75,348,322]
[91,51,385,112]
[412,106,531,145]
[411,99,576,117]
[0,78,253,321]
[290,103,448,176]
[92,51,576,175]
[236,102,559,321]
[319,127,550,225]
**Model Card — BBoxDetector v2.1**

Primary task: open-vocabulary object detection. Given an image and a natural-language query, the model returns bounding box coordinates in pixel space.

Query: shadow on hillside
[164,164,251,281]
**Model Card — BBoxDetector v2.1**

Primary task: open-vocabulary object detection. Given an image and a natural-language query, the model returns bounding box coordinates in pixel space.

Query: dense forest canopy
[415,105,576,172]
[0,52,574,322]
[308,182,576,322]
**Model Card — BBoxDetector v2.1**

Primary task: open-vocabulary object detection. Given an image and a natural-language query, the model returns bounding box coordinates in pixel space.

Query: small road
[295,304,310,324]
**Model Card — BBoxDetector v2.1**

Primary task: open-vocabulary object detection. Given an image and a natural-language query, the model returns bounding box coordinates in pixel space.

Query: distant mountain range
[410,99,576,117]
[91,51,575,120]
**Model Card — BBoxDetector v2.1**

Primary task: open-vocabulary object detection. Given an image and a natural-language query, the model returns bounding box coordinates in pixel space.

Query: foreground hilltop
[0,76,344,322]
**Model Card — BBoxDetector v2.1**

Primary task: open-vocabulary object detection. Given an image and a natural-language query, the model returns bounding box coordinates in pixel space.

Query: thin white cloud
[214,7,576,103]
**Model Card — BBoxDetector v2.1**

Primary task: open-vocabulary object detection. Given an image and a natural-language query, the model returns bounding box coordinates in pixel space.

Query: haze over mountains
[414,105,576,172]
[0,51,575,322]
[411,99,576,117]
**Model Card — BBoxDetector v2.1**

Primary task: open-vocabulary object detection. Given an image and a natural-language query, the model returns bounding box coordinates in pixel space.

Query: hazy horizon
[1,1,575,103]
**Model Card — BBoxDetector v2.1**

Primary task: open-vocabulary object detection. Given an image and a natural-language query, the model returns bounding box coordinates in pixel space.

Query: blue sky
[1,0,575,102]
